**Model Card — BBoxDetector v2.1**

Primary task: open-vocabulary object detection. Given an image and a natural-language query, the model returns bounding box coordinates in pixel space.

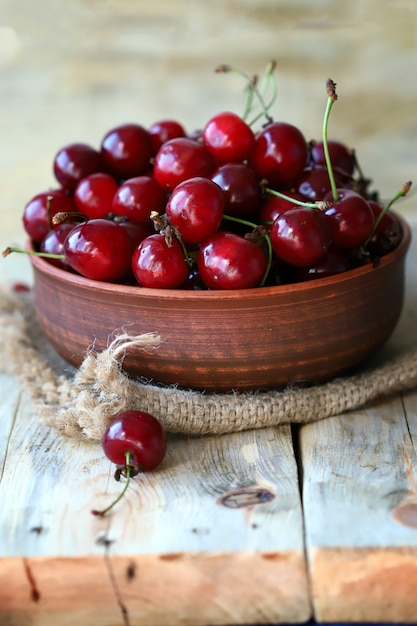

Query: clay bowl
[29,214,411,392]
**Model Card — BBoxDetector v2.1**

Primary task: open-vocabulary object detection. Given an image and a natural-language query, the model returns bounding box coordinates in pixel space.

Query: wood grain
[300,393,417,622]
[0,376,311,624]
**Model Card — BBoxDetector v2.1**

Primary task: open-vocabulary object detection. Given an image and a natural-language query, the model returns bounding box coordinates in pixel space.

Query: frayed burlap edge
[1,283,417,441]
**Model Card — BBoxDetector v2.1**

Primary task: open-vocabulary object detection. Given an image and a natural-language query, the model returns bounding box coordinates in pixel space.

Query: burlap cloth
[1,222,417,441]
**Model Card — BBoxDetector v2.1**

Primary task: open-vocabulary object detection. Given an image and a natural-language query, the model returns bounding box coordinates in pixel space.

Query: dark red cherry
[293,247,352,281]
[102,410,167,471]
[153,137,214,191]
[202,111,256,164]
[22,189,76,243]
[250,122,308,188]
[148,119,186,154]
[198,231,267,290]
[111,176,167,224]
[324,189,375,250]
[131,233,189,288]
[259,190,304,225]
[270,207,332,267]
[74,173,119,219]
[310,140,355,176]
[64,219,133,282]
[294,166,351,202]
[211,162,261,219]
[165,176,225,244]
[53,143,106,192]
[366,201,402,256]
[101,123,153,179]
[40,222,75,269]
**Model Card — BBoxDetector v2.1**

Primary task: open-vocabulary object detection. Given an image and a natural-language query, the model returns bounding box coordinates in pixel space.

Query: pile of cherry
[18,75,408,290]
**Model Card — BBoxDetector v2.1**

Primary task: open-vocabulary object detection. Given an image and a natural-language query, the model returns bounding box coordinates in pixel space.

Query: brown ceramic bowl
[29,214,411,392]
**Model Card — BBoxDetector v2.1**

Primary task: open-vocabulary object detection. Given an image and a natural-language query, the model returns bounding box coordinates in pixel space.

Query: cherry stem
[91,450,133,517]
[322,78,339,202]
[362,181,412,250]
[264,187,329,211]
[2,246,64,260]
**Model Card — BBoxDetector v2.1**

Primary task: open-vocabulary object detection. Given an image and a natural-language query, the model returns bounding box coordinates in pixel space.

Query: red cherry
[53,143,106,192]
[111,176,167,224]
[148,119,186,154]
[131,233,189,289]
[250,122,308,188]
[165,176,225,244]
[102,410,167,471]
[294,166,351,202]
[259,190,304,225]
[324,189,375,250]
[64,219,133,282]
[310,140,355,176]
[270,207,332,267]
[101,123,153,180]
[366,201,402,256]
[293,247,352,282]
[202,111,256,164]
[74,173,119,219]
[198,231,267,289]
[22,189,76,243]
[153,137,214,191]
[40,222,75,268]
[211,162,261,219]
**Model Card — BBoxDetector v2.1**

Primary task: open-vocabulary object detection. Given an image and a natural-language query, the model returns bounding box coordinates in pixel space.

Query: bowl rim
[28,212,412,301]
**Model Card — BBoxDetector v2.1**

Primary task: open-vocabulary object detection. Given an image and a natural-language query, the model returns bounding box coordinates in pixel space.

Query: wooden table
[1,236,417,625]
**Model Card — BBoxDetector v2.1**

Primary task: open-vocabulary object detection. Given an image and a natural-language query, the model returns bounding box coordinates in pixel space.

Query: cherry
[211,162,261,219]
[148,119,186,154]
[153,137,214,191]
[92,410,167,517]
[365,201,402,256]
[131,233,189,288]
[198,231,267,289]
[22,189,76,243]
[250,121,308,188]
[270,206,332,267]
[259,189,304,225]
[74,172,119,219]
[117,219,154,248]
[324,189,375,250]
[64,218,133,282]
[202,111,256,164]
[294,166,350,202]
[310,139,355,176]
[40,222,75,268]
[53,143,107,192]
[101,123,153,180]
[293,247,352,281]
[111,175,167,224]
[165,176,225,244]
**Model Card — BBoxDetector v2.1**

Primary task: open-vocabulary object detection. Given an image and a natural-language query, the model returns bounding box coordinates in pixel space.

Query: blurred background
[1,0,417,283]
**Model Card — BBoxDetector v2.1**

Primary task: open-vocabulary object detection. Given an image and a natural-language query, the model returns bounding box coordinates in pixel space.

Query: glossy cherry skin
[22,189,76,243]
[270,207,332,267]
[53,143,107,192]
[148,119,186,154]
[366,201,402,256]
[74,173,119,219]
[259,190,304,225]
[111,175,167,224]
[101,123,154,180]
[153,137,214,191]
[293,247,352,282]
[250,122,308,188]
[103,410,167,471]
[198,231,267,290]
[40,222,75,269]
[64,219,133,282]
[211,162,261,219]
[165,176,225,244]
[324,189,375,250]
[131,233,189,288]
[310,140,355,176]
[294,166,350,202]
[202,111,256,164]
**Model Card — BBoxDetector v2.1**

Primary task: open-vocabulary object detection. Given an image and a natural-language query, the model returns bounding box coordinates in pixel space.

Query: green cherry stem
[264,187,329,210]
[362,181,413,250]
[322,78,339,202]
[2,246,65,260]
[91,450,133,517]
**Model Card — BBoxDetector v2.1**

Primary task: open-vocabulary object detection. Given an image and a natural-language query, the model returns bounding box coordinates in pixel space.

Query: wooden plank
[300,392,417,623]
[0,380,311,625]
